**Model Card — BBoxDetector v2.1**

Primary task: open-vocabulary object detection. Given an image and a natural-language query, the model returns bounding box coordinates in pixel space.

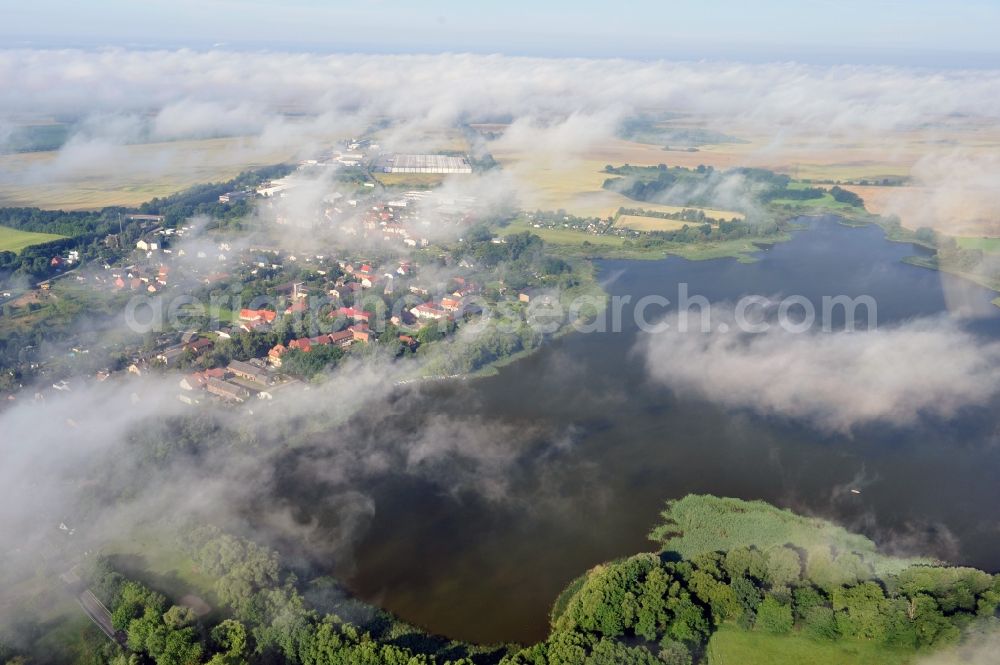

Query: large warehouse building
[381,154,472,174]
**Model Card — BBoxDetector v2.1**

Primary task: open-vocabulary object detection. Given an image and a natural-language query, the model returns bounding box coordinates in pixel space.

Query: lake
[285,217,1000,645]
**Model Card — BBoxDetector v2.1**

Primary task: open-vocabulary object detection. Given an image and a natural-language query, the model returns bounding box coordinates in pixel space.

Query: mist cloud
[877,150,1000,234]
[636,312,1000,434]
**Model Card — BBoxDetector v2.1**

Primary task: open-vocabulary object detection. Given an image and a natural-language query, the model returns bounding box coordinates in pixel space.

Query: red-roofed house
[239,309,277,324]
[284,300,308,316]
[179,367,227,391]
[333,306,373,323]
[184,337,214,356]
[268,343,287,367]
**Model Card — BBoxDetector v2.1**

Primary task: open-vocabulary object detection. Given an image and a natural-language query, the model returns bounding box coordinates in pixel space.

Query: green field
[956,236,1000,253]
[503,217,788,262]
[0,225,65,253]
[504,217,626,247]
[768,192,855,211]
[651,495,930,576]
[707,625,916,665]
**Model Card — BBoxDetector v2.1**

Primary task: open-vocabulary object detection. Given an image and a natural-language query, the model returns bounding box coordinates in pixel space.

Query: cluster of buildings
[178,359,297,404]
[377,153,472,174]
[268,329,361,367]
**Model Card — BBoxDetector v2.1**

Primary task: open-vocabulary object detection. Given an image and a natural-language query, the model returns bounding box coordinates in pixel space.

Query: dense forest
[602,164,866,218]
[5,495,996,665]
[615,117,748,148]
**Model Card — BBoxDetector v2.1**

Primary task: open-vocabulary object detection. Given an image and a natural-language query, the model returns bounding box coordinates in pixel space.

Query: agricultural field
[502,217,784,263]
[489,115,1000,232]
[956,236,1000,252]
[616,206,744,232]
[706,625,916,665]
[497,153,754,219]
[769,191,859,212]
[0,225,66,253]
[503,217,625,247]
[845,184,1000,235]
[616,215,694,231]
[0,136,299,210]
[374,126,471,153]
[372,172,447,188]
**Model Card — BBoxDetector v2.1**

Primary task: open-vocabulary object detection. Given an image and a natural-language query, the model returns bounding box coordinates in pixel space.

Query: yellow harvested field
[373,173,446,187]
[0,136,300,210]
[373,126,470,153]
[489,116,1000,231]
[844,184,1000,235]
[617,215,696,232]
[626,204,743,220]
[498,154,727,218]
[616,209,741,232]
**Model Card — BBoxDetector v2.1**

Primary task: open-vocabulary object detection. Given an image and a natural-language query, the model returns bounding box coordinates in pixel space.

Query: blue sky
[4,0,1000,66]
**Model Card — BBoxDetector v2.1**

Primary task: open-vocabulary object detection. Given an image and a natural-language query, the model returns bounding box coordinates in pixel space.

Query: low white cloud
[151,100,270,141]
[913,629,1000,665]
[3,49,1000,145]
[636,312,1000,434]
[879,150,1000,234]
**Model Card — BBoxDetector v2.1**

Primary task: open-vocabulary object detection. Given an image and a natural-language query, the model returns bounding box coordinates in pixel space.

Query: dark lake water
[289,217,1000,645]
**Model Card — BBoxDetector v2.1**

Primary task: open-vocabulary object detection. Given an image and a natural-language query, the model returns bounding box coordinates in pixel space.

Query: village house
[268,344,287,367]
[228,359,271,385]
[329,330,355,348]
[453,283,481,297]
[287,337,315,353]
[277,330,358,359]
[284,300,308,316]
[411,302,448,320]
[179,367,227,391]
[332,306,373,324]
[440,296,462,312]
[156,345,186,367]
[218,190,251,203]
[329,282,362,301]
[238,309,277,330]
[206,377,250,403]
[350,326,371,343]
[239,308,277,323]
[183,337,214,356]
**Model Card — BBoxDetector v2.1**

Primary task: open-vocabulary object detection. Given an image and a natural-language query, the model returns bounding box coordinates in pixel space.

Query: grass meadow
[0,225,65,253]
